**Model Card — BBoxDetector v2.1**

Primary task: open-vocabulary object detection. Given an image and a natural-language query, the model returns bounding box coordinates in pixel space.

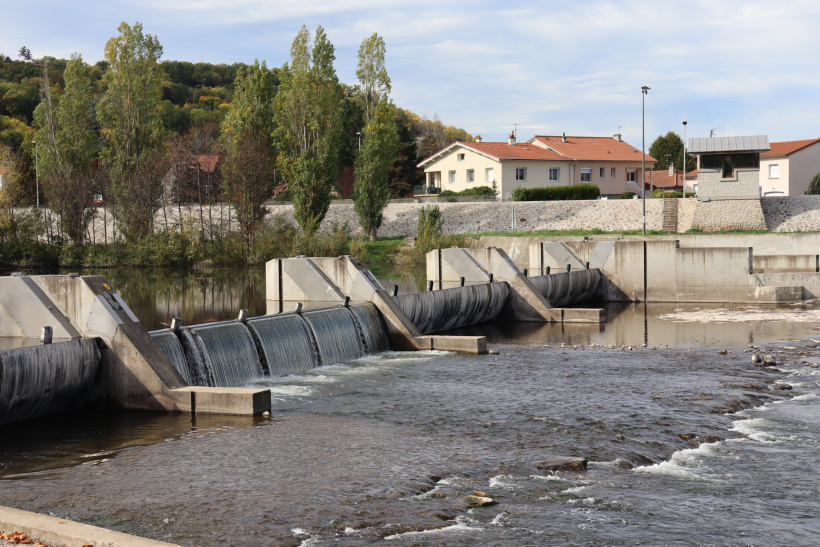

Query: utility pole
[641,86,650,236]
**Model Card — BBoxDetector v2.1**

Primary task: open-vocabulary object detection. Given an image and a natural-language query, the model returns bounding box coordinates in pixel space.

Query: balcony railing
[413,185,441,195]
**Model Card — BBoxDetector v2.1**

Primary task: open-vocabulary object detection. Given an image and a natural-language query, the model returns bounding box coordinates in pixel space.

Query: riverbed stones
[464,495,496,507]
[763,355,777,366]
[535,457,588,472]
[751,354,760,363]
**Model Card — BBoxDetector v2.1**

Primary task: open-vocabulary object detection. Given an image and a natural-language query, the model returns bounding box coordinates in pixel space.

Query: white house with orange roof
[418,133,655,200]
[758,138,820,196]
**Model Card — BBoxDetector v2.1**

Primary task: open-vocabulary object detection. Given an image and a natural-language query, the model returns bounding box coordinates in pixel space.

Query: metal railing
[413,185,441,195]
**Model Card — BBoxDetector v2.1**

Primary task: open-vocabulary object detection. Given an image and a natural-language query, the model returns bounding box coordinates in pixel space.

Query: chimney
[508,132,516,145]
[668,162,675,176]
[562,132,567,143]
[475,135,482,143]
[613,133,622,142]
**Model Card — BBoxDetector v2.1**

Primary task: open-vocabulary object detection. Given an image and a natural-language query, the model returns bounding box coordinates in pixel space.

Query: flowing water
[2,269,820,545]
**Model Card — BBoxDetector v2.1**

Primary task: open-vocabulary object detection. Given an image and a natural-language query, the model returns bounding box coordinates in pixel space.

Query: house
[758,138,820,196]
[417,133,655,200]
[688,136,770,199]
[644,166,697,194]
[162,154,222,203]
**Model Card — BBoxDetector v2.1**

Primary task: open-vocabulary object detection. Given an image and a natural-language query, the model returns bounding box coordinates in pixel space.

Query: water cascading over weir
[148,304,390,387]
[0,274,271,426]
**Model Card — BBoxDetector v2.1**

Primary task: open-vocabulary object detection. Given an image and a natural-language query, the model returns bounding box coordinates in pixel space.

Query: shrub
[617,191,636,199]
[808,172,820,195]
[511,184,600,201]
[416,205,443,253]
[438,186,496,199]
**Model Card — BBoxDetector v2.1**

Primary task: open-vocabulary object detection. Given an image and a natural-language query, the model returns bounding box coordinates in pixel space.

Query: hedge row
[511,184,601,201]
[438,186,497,198]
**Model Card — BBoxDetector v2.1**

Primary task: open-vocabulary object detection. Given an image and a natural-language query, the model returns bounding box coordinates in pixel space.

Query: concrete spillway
[0,339,100,426]
[149,304,389,387]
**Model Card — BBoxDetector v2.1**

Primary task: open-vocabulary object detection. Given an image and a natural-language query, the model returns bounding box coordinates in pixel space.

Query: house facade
[759,138,820,196]
[418,133,655,200]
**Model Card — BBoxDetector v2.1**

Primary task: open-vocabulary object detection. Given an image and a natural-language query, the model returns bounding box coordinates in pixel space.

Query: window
[516,168,526,181]
[626,169,636,182]
[769,164,780,179]
[599,167,605,178]
[581,168,592,182]
[457,153,465,161]
[611,167,616,178]
[486,168,495,183]
[549,168,559,181]
[467,169,475,183]
[700,153,759,178]
[449,170,456,184]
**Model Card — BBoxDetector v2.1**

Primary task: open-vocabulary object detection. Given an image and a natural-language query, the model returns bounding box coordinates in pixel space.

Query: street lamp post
[641,86,649,236]
[682,120,688,196]
[32,140,39,208]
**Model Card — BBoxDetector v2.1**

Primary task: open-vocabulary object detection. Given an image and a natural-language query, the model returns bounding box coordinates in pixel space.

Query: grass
[361,236,405,276]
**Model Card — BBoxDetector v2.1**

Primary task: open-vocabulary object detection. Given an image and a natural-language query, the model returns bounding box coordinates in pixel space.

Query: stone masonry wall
[17,196,820,243]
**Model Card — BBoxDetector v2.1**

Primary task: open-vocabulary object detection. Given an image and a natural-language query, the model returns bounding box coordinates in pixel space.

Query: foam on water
[633,442,721,480]
[384,516,483,540]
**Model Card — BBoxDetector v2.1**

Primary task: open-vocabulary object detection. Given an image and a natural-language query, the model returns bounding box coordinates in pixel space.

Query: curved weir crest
[149,304,389,387]
[246,313,319,376]
[0,339,101,426]
[395,282,509,335]
[302,308,366,366]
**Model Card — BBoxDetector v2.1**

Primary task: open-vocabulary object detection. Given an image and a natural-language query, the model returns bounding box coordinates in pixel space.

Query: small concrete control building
[688,136,770,199]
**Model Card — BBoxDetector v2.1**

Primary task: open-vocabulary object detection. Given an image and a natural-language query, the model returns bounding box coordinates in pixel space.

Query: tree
[353,33,399,241]
[33,55,97,245]
[389,108,422,198]
[0,144,42,244]
[18,47,32,62]
[220,61,276,247]
[649,131,695,172]
[808,172,820,195]
[97,21,166,242]
[272,26,344,235]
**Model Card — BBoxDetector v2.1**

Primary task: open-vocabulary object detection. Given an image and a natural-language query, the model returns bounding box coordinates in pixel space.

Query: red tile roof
[456,141,567,161]
[195,155,220,173]
[529,135,656,163]
[761,138,820,157]
[644,169,686,188]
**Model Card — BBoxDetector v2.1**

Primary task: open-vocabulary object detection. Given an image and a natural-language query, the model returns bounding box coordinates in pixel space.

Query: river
[1,267,819,545]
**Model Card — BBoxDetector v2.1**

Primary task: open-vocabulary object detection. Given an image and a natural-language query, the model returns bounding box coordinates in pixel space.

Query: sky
[2,0,819,149]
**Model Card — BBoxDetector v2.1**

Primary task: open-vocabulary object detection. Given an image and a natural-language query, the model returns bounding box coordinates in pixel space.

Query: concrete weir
[427,247,604,323]
[267,255,487,353]
[0,274,270,425]
[527,239,820,303]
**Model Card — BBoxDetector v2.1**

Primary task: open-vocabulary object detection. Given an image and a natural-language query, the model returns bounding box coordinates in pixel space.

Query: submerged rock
[751,354,760,363]
[763,355,777,366]
[464,495,496,507]
[535,457,588,472]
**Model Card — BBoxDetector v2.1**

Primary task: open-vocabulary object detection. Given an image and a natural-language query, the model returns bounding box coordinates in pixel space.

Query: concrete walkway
[0,506,180,547]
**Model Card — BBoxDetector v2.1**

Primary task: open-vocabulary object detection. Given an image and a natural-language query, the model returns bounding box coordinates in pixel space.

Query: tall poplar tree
[353,33,399,241]
[34,55,97,244]
[220,60,276,248]
[272,26,343,234]
[97,21,167,242]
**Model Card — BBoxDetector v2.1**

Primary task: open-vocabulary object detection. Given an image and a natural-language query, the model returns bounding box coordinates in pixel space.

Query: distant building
[644,165,697,194]
[418,133,655,200]
[688,136,770,199]
[759,138,820,196]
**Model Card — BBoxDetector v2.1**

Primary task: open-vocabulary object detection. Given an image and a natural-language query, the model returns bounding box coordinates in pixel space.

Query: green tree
[272,25,344,234]
[808,172,820,195]
[353,33,399,241]
[33,55,97,244]
[97,21,167,242]
[648,131,695,172]
[220,60,276,248]
[389,108,422,198]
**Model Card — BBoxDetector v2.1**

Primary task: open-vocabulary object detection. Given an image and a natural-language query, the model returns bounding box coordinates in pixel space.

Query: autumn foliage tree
[220,60,275,247]
[273,26,344,235]
[353,33,399,241]
[33,55,97,244]
[97,21,167,242]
